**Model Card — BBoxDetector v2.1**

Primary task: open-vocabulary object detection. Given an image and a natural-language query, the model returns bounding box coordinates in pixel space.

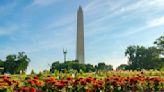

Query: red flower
[34,76,39,80]
[19,87,29,91]
[86,89,91,92]
[12,80,17,84]
[80,80,86,85]
[0,75,11,79]
[130,78,138,84]
[86,78,92,83]
[19,87,36,92]
[93,83,98,88]
[60,79,68,84]
[111,81,118,86]
[29,88,36,92]
[28,80,35,86]
[55,83,65,89]
[45,77,56,83]
[67,77,72,81]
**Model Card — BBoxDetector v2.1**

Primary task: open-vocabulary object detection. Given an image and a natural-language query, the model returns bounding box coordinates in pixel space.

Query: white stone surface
[76,6,85,64]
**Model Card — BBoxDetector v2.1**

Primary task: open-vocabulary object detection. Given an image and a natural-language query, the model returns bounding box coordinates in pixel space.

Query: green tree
[50,60,86,72]
[4,52,30,74]
[105,64,113,71]
[96,62,113,71]
[154,36,164,55]
[4,54,17,74]
[50,61,60,72]
[125,46,137,65]
[85,64,95,72]
[116,64,129,70]
[31,69,35,75]
[0,60,4,74]
[0,59,4,67]
[125,46,161,70]
[96,62,106,70]
[50,61,113,72]
[16,52,30,73]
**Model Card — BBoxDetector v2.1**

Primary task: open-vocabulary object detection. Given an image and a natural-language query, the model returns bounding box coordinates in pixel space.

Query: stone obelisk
[76,6,85,64]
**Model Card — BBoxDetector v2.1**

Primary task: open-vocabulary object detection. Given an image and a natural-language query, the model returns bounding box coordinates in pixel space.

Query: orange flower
[80,79,86,85]
[55,83,65,89]
[29,87,36,92]
[28,80,35,86]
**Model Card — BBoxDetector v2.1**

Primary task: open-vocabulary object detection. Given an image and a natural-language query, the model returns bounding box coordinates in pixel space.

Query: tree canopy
[125,46,161,70]
[50,60,113,73]
[3,52,30,74]
[154,36,164,55]
[121,36,164,70]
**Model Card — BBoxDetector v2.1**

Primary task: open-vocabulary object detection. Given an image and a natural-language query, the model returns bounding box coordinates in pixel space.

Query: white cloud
[24,0,61,10]
[0,25,18,36]
[149,0,164,7]
[86,0,164,25]
[84,0,105,13]
[32,0,60,6]
[45,14,75,31]
[117,0,164,14]
[113,16,164,38]
[84,0,164,39]
[147,16,164,28]
[84,0,131,36]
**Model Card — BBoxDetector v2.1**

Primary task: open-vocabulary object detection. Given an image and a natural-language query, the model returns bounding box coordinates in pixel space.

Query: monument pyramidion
[76,6,85,64]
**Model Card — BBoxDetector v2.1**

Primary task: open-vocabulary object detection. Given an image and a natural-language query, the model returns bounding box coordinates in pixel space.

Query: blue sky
[0,0,164,73]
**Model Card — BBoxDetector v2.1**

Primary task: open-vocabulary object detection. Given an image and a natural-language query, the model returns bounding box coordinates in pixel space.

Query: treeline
[0,52,30,74]
[50,60,113,73]
[0,36,163,74]
[117,36,164,70]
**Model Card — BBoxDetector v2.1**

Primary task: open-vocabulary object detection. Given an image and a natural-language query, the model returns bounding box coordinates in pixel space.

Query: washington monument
[76,6,85,64]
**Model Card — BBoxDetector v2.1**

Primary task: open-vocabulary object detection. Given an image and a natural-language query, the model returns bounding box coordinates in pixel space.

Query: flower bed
[0,71,164,92]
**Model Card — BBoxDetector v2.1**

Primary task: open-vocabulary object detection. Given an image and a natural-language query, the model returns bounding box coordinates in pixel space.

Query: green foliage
[31,69,35,75]
[53,69,59,77]
[21,71,26,75]
[4,54,17,74]
[85,64,95,72]
[154,36,164,55]
[160,67,164,71]
[125,45,161,70]
[50,60,87,72]
[3,52,30,74]
[124,36,164,70]
[37,71,43,77]
[50,61,113,72]
[95,62,113,71]
[0,60,4,67]
[116,64,129,70]
[42,70,50,76]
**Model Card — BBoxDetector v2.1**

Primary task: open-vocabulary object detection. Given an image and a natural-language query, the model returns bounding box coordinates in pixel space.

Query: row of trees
[0,36,163,74]
[50,36,164,72]
[0,52,30,74]
[117,36,164,70]
[50,60,113,73]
